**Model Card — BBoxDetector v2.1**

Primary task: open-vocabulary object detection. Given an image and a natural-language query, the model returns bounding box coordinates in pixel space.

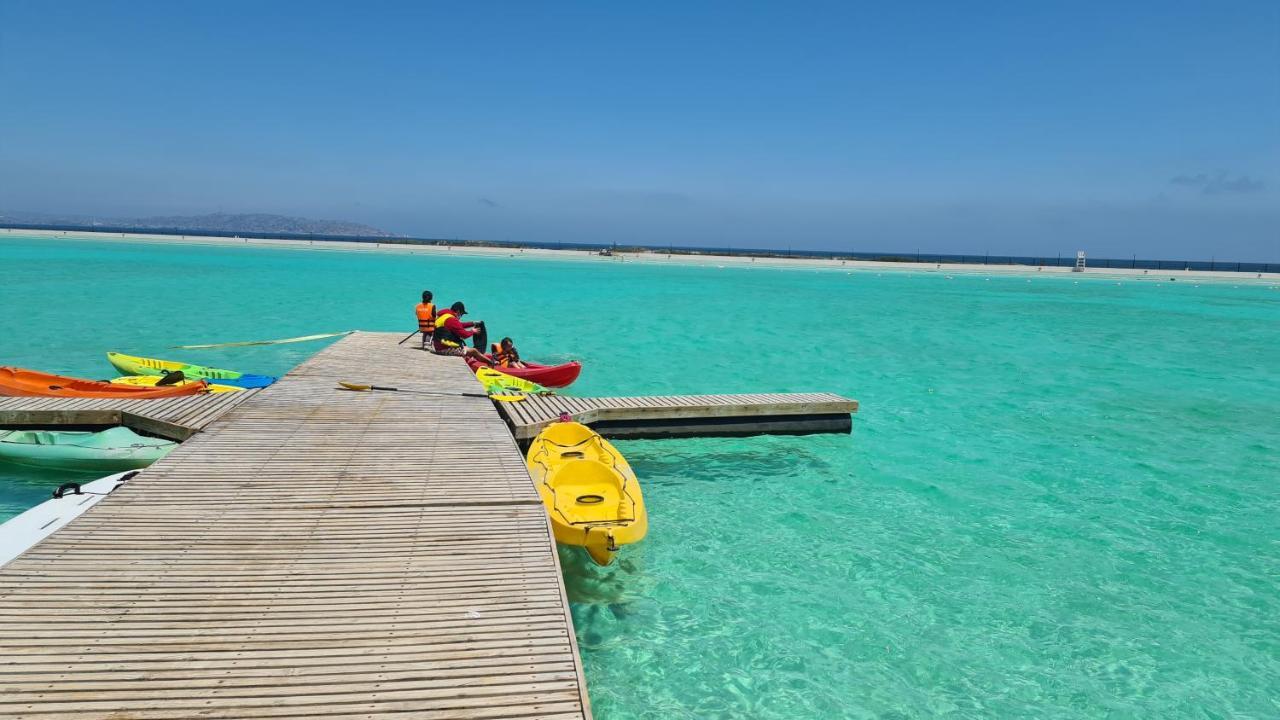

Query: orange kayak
[0,367,208,398]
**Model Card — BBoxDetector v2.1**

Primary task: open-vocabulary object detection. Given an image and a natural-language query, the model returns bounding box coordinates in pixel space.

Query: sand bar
[4,227,1276,283]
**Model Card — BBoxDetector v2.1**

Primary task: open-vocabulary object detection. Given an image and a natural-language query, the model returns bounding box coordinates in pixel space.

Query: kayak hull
[0,367,206,398]
[111,376,242,393]
[0,427,176,472]
[0,470,135,567]
[467,358,581,388]
[525,421,646,566]
[107,352,277,386]
[199,374,275,389]
[475,367,549,396]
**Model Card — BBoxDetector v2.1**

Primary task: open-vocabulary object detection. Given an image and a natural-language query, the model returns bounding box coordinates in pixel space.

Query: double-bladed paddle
[338,381,526,403]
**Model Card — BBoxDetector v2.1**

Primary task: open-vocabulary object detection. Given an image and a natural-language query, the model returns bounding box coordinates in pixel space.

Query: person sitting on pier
[414,290,436,349]
[432,302,493,364]
[489,337,527,369]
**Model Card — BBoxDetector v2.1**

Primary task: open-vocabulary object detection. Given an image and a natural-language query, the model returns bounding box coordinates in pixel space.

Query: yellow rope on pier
[172,331,354,349]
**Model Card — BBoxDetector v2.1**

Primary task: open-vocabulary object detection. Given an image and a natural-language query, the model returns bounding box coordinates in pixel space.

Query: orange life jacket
[415,302,436,332]
[490,342,518,368]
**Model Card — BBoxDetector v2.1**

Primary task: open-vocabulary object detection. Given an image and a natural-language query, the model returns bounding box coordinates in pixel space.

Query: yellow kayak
[110,376,243,394]
[525,421,646,566]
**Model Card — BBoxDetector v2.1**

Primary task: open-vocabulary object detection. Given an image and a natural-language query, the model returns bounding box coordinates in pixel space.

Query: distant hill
[0,211,394,238]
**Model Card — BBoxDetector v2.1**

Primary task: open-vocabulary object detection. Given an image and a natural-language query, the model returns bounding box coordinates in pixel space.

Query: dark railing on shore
[4,222,1276,274]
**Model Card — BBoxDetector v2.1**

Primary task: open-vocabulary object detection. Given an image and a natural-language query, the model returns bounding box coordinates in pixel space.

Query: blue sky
[1,1,1276,260]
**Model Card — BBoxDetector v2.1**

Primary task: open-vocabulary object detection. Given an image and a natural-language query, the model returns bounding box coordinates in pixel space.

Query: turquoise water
[2,236,1278,717]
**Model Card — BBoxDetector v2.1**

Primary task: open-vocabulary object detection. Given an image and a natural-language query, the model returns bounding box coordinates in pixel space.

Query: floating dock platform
[0,332,857,719]
[498,391,856,443]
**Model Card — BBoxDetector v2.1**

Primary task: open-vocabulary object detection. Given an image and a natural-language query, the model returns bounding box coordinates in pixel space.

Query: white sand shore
[4,227,1277,283]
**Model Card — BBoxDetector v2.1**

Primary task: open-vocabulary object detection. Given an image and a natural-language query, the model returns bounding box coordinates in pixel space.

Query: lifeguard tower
[1073,250,1086,272]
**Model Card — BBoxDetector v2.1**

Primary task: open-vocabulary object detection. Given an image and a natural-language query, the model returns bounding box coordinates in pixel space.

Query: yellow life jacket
[434,310,461,347]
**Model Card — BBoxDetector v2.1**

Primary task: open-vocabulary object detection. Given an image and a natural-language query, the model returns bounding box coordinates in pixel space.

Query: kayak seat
[547,459,635,526]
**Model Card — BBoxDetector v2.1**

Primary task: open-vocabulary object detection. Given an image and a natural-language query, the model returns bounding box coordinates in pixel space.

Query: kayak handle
[52,482,82,499]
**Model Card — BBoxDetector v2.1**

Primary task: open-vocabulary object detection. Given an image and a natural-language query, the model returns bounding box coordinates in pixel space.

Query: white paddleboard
[0,471,136,567]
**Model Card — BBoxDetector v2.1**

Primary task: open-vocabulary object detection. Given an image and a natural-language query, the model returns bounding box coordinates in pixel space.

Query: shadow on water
[559,544,646,606]
[560,544,661,651]
[624,444,836,487]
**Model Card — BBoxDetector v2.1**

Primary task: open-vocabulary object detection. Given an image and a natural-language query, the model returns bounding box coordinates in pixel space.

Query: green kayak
[106,351,277,388]
[475,367,550,396]
[0,427,176,472]
[106,351,245,379]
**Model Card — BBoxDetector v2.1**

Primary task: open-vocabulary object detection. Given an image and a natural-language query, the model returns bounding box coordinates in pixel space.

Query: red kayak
[466,357,582,389]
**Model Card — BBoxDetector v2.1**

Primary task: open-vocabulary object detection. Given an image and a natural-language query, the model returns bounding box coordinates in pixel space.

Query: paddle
[396,330,421,346]
[337,381,526,403]
[155,370,186,386]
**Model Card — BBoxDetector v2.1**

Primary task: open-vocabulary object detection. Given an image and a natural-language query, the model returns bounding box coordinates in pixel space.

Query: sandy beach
[4,227,1277,283]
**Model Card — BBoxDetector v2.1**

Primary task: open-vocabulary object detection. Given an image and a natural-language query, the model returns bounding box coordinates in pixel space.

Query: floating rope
[172,331,354,350]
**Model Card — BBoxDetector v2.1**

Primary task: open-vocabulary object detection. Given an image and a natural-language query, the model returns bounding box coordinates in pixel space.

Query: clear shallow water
[2,236,1278,717]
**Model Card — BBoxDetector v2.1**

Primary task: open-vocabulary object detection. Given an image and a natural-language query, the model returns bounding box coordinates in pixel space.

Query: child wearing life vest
[489,337,526,368]
[414,290,435,348]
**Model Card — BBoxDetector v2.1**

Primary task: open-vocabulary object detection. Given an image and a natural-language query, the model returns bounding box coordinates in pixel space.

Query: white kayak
[0,470,136,567]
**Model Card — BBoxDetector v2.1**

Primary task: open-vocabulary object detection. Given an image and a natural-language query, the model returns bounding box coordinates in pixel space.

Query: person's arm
[445,316,476,339]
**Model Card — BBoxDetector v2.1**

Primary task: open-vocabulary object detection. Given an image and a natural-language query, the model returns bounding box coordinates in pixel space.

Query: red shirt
[442,315,476,337]
[433,313,476,349]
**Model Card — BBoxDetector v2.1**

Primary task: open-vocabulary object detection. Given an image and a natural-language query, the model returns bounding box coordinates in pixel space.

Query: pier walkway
[0,332,591,719]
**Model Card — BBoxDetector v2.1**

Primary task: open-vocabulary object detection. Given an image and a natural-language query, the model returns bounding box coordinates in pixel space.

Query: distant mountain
[0,211,394,238]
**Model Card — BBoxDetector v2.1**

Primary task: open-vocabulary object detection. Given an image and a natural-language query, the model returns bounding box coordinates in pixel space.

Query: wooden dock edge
[0,389,262,442]
[0,408,196,441]
[499,396,858,442]
[505,406,855,443]
[585,412,854,441]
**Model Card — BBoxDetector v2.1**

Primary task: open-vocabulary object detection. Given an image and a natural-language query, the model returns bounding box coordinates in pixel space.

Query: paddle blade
[490,394,527,403]
[338,382,373,392]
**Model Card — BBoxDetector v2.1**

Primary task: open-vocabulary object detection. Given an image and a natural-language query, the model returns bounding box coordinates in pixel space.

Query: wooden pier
[0,333,592,720]
[0,331,858,719]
